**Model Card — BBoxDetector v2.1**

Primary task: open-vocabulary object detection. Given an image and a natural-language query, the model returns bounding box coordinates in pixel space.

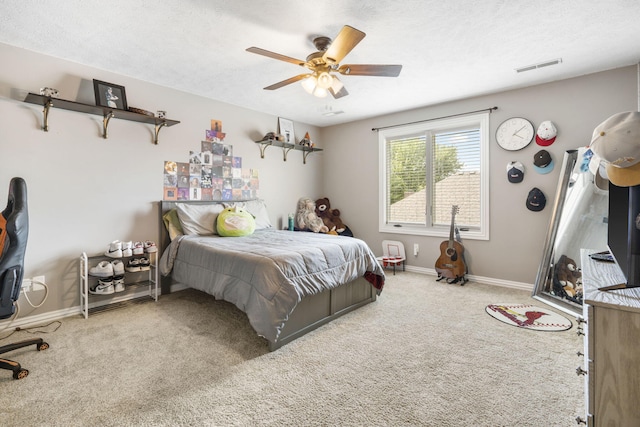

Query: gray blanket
[160,229,385,343]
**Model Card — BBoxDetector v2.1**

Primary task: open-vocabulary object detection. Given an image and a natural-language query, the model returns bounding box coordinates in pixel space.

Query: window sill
[379,224,489,241]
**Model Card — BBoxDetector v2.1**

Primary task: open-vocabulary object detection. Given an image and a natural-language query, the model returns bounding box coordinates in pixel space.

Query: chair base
[376,257,405,275]
[0,338,49,379]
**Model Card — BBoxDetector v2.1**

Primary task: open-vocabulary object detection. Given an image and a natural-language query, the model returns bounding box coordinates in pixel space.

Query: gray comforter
[160,229,384,343]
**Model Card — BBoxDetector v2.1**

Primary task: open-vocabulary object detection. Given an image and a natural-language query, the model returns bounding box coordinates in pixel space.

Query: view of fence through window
[387,127,481,228]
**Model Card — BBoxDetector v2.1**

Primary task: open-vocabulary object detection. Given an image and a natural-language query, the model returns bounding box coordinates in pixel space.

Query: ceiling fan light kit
[246,25,402,99]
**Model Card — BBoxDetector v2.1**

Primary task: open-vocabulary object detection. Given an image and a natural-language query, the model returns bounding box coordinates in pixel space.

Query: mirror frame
[531,149,583,317]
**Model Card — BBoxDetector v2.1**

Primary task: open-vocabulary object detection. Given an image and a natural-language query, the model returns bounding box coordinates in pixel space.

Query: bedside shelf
[255,138,323,164]
[24,93,180,144]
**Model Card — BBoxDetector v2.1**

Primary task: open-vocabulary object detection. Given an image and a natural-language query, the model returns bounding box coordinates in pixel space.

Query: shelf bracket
[282,144,294,161]
[154,122,168,145]
[302,149,313,164]
[42,100,52,132]
[102,112,114,139]
[257,140,273,158]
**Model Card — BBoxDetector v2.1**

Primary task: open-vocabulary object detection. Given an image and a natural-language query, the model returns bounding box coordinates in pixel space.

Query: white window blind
[379,112,489,240]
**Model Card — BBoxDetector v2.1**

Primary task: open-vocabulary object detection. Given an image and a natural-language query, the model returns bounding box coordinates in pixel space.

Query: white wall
[0,43,323,318]
[319,66,637,284]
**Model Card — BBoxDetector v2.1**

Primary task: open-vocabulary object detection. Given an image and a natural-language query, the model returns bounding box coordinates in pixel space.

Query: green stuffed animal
[217,206,256,237]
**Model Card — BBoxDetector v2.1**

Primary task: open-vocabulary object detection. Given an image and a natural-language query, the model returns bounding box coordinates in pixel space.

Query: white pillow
[175,203,225,235]
[228,199,272,230]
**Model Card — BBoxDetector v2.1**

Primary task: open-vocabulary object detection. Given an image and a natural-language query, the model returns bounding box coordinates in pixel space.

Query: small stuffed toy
[217,206,255,237]
[553,254,583,304]
[315,197,346,234]
[295,197,329,233]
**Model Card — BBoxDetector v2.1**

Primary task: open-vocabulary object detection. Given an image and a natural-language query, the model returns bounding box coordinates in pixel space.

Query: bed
[158,199,385,350]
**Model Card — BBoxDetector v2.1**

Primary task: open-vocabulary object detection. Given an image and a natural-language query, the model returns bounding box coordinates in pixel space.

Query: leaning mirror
[532,149,609,317]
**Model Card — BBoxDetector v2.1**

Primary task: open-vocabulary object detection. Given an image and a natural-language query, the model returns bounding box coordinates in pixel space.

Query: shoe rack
[79,251,158,318]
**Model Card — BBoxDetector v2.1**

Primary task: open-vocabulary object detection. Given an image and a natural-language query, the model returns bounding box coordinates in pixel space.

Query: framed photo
[278,117,295,144]
[93,79,128,110]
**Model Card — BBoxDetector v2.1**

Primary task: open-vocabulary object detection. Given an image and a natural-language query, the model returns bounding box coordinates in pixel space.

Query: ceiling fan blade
[246,47,306,67]
[264,74,309,90]
[322,25,366,64]
[338,64,402,77]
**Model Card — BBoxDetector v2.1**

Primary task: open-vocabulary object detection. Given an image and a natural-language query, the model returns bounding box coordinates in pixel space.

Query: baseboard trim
[0,306,80,331]
[403,265,533,291]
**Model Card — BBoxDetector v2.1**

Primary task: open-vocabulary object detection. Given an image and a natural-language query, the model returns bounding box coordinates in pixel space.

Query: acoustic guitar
[435,205,467,282]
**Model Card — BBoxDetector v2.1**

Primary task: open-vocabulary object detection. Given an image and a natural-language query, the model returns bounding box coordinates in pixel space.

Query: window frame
[378,112,490,240]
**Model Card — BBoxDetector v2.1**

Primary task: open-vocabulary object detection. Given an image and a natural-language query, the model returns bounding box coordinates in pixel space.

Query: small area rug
[485,303,573,331]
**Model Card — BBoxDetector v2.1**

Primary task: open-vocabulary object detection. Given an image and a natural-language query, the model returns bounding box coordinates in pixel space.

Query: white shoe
[105,240,123,258]
[90,278,115,295]
[122,241,133,257]
[89,261,114,278]
[113,276,125,292]
[138,257,151,271]
[144,241,157,253]
[111,260,125,276]
[126,258,141,272]
[132,241,144,255]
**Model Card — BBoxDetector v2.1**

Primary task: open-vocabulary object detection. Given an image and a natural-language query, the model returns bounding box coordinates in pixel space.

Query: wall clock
[496,117,534,151]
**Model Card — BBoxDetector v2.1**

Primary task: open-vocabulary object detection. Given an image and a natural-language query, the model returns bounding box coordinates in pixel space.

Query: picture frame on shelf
[93,79,128,110]
[278,117,295,144]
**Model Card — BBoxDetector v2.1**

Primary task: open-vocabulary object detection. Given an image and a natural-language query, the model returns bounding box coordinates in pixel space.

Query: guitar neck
[447,207,457,246]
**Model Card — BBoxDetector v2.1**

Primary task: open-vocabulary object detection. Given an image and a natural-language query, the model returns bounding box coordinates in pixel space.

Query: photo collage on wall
[163,119,259,201]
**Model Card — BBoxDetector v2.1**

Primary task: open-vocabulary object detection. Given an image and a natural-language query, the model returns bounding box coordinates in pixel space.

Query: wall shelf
[255,138,323,164]
[24,93,180,144]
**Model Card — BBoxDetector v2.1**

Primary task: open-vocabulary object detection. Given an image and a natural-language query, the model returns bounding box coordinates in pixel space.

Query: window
[378,112,489,240]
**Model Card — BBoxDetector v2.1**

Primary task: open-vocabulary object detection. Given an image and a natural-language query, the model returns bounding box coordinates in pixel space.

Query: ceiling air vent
[515,58,562,73]
[322,110,344,116]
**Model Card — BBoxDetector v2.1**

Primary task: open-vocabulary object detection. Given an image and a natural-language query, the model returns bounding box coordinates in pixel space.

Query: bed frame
[159,200,377,351]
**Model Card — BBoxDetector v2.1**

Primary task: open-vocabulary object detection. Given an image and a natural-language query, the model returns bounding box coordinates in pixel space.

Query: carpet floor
[0,272,584,426]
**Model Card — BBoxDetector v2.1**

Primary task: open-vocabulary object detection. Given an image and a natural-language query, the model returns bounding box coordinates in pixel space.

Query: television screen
[606,182,640,289]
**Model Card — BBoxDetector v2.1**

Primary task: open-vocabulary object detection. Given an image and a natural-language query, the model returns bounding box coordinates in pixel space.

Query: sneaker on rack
[122,241,133,257]
[105,240,123,258]
[111,260,125,276]
[143,241,157,253]
[90,278,115,295]
[113,275,125,292]
[132,241,144,255]
[125,258,141,273]
[138,257,151,271]
[89,261,114,278]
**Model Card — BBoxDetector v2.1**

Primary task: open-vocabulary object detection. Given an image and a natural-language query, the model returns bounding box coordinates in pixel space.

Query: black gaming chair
[0,177,48,379]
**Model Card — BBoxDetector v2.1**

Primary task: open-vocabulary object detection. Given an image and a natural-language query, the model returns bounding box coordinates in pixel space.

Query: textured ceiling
[1,0,640,127]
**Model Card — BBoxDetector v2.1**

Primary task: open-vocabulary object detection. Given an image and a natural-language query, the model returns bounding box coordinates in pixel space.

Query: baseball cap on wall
[506,161,524,183]
[590,111,640,187]
[526,187,546,212]
[533,149,554,174]
[535,121,557,146]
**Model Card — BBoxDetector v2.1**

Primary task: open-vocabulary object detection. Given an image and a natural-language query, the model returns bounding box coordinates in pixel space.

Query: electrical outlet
[414,243,419,256]
[21,276,46,292]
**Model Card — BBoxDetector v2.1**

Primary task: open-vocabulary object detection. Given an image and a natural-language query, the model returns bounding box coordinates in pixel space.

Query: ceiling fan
[246,25,402,99]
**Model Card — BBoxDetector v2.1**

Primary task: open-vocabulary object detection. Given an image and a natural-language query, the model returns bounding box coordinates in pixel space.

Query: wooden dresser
[581,249,640,426]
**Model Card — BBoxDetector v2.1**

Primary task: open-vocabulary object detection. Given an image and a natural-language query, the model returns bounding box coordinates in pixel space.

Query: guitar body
[435,239,466,278]
[434,205,468,284]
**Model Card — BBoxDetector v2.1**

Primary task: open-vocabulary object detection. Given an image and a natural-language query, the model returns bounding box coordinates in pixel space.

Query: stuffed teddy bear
[295,197,329,233]
[315,197,346,234]
[553,254,583,304]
